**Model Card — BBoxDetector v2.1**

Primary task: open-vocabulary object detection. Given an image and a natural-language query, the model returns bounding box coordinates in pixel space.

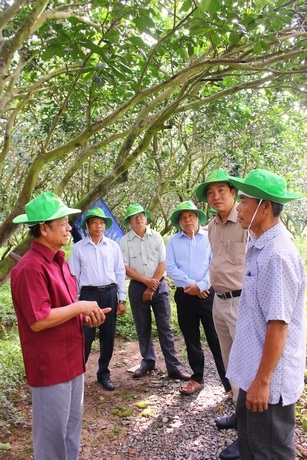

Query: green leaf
[135,401,148,408]
[79,40,106,58]
[41,44,64,60]
[135,11,155,33]
[0,443,11,450]
[93,0,109,5]
[253,42,262,54]
[180,0,193,12]
[189,19,205,36]
[200,0,221,14]
[241,14,256,27]
[187,42,195,57]
[128,36,146,48]
[272,17,284,31]
[229,31,241,45]
[260,40,270,52]
[108,65,125,79]
[211,33,221,46]
[135,16,148,33]
[103,29,120,43]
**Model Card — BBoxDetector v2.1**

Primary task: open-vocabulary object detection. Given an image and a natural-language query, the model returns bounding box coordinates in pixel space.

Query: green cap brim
[13,208,81,225]
[123,210,151,227]
[228,176,301,204]
[170,209,207,228]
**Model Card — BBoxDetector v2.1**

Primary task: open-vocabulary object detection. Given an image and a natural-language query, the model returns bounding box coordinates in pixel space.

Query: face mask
[191,229,196,246]
[246,199,263,249]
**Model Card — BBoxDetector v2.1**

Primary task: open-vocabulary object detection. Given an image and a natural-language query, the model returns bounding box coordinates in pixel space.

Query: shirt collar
[250,222,283,250]
[130,226,152,239]
[31,240,65,263]
[179,226,206,238]
[83,235,106,246]
[214,202,238,224]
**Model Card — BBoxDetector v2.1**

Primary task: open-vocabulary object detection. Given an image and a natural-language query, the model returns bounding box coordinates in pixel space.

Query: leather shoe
[132,366,155,379]
[97,376,115,391]
[168,370,191,381]
[216,412,238,430]
[219,438,240,460]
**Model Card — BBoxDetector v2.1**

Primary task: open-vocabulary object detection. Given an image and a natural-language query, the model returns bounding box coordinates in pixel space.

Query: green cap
[123,203,151,227]
[228,169,301,204]
[80,207,113,230]
[196,169,233,202]
[170,201,207,228]
[207,207,218,215]
[13,192,81,225]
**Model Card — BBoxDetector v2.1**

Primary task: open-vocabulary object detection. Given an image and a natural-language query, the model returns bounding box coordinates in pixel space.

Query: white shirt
[119,227,165,278]
[227,222,306,405]
[69,235,126,300]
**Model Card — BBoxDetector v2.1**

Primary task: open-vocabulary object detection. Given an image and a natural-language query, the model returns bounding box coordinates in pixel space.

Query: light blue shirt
[166,228,211,292]
[227,222,306,405]
[69,235,126,300]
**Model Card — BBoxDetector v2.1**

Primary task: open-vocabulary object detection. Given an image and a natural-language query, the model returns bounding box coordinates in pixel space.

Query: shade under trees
[0,0,306,283]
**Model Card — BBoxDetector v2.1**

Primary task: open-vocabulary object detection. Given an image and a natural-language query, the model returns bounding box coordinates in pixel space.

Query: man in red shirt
[11,192,110,460]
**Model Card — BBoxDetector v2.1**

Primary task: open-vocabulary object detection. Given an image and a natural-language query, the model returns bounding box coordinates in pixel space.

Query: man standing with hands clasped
[119,203,190,381]
[226,169,306,459]
[11,192,110,460]
[70,207,126,392]
[166,201,231,396]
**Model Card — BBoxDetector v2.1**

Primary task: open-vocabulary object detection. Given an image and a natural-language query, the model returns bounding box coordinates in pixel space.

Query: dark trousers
[174,287,230,391]
[80,285,117,380]
[237,389,296,459]
[128,279,182,374]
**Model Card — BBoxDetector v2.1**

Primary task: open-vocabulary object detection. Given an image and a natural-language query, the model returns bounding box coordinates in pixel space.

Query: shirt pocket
[225,242,246,267]
[146,243,160,263]
[104,254,115,272]
[242,273,257,310]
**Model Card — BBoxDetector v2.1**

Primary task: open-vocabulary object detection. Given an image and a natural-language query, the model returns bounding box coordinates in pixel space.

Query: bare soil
[0,338,189,460]
[1,337,306,460]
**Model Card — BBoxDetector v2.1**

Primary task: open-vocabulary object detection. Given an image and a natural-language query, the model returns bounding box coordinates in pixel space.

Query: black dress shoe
[216,412,238,430]
[97,376,115,391]
[132,366,155,379]
[219,438,240,460]
[168,370,191,381]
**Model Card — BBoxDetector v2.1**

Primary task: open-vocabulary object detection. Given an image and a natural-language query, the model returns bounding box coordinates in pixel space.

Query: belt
[81,283,117,292]
[215,290,241,299]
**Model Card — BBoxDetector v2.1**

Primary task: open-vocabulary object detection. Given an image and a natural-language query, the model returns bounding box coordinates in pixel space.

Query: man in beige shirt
[119,203,190,381]
[196,169,247,460]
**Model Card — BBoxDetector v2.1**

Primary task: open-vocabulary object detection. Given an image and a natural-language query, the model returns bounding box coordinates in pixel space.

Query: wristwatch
[118,300,126,305]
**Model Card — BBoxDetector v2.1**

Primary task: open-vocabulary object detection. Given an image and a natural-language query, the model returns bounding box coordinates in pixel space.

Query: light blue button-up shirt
[166,228,211,292]
[69,236,126,300]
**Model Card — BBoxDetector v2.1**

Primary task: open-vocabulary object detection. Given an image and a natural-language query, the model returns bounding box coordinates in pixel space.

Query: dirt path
[1,337,306,459]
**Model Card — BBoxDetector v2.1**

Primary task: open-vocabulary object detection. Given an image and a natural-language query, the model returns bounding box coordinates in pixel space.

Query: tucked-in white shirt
[119,227,165,278]
[69,235,126,300]
[227,222,306,406]
[166,228,211,292]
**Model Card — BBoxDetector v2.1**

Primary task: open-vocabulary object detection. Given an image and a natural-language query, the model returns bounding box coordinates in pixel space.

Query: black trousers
[174,287,231,391]
[80,285,117,380]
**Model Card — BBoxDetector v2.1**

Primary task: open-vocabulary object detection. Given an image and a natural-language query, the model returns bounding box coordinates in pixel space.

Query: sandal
[179,380,204,395]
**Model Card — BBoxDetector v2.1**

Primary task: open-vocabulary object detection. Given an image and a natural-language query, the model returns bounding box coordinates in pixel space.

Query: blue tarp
[71,198,124,243]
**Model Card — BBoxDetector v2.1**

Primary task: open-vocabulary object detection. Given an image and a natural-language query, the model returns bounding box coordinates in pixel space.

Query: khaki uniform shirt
[119,227,165,278]
[208,203,247,292]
